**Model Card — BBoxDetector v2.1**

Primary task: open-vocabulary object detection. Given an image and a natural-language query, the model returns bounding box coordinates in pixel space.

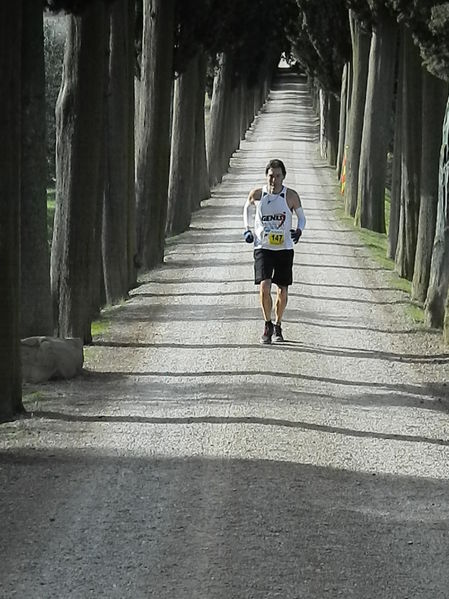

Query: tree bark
[445,290,449,343]
[319,88,328,162]
[412,72,448,304]
[127,0,137,289]
[245,82,255,133]
[395,30,422,281]
[325,92,339,168]
[207,52,232,187]
[192,52,210,209]
[388,33,404,260]
[166,54,199,236]
[135,0,174,269]
[229,83,242,163]
[337,62,350,180]
[222,82,240,173]
[0,1,24,419]
[425,96,449,328]
[103,0,135,304]
[356,8,397,232]
[240,78,249,140]
[51,2,107,342]
[344,10,371,217]
[21,0,53,337]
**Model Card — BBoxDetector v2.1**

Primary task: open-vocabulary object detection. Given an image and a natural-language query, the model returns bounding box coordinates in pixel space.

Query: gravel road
[1,71,448,599]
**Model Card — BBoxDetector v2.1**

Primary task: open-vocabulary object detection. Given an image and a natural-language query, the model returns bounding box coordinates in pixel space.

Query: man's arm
[243,188,261,230]
[287,188,306,242]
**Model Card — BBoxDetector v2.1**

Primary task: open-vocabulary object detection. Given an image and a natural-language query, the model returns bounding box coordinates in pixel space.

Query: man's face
[266,167,284,193]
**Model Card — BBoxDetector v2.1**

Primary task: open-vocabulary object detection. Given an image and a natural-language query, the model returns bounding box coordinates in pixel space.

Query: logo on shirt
[261,212,286,228]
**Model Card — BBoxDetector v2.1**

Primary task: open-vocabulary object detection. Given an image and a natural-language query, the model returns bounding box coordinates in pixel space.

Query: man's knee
[276,285,288,298]
[260,279,272,296]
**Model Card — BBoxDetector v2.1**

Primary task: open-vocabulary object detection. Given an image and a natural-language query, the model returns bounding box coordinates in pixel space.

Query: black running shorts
[254,248,294,286]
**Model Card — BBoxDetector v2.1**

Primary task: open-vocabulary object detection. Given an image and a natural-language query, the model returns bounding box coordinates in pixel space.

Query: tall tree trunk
[192,51,210,209]
[388,33,404,260]
[21,0,53,337]
[230,83,242,160]
[395,30,422,281]
[51,1,107,342]
[166,54,199,236]
[309,77,320,115]
[245,82,255,133]
[356,8,397,232]
[425,96,449,328]
[320,88,339,165]
[222,82,240,173]
[340,62,353,195]
[412,72,448,303]
[327,93,339,167]
[127,0,137,289]
[345,11,371,217]
[445,290,449,343]
[207,52,232,187]
[246,77,256,133]
[240,78,249,140]
[0,1,24,419]
[337,62,350,179]
[319,88,328,162]
[135,0,174,270]
[103,0,134,304]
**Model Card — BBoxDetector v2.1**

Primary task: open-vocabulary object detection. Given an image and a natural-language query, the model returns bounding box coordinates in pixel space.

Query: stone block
[21,336,84,384]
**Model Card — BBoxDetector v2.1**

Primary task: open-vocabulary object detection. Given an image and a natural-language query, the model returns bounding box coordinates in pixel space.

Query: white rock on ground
[1,71,448,599]
[21,336,83,383]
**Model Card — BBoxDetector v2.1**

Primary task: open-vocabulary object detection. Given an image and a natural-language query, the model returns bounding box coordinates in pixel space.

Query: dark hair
[265,159,286,177]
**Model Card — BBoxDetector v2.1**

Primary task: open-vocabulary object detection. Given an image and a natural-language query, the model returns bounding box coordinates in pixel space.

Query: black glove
[243,230,254,243]
[291,228,302,244]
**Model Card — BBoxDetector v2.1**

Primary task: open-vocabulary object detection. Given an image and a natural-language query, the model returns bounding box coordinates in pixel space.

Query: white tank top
[254,185,293,250]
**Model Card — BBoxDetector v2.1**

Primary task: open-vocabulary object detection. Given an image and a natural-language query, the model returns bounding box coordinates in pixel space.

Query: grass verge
[334,190,424,324]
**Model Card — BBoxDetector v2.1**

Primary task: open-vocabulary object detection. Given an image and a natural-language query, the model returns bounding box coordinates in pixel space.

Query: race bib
[268,231,284,246]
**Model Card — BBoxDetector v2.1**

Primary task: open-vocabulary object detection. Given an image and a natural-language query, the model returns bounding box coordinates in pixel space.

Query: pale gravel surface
[1,72,449,599]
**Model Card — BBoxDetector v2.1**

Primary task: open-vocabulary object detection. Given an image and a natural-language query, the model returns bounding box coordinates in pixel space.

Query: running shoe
[260,321,274,344]
[273,323,284,342]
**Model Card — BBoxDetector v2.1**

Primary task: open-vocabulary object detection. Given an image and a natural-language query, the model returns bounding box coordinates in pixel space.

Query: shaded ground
[1,71,448,599]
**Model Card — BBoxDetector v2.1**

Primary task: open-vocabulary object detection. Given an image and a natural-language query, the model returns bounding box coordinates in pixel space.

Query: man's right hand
[243,230,254,243]
[290,228,302,244]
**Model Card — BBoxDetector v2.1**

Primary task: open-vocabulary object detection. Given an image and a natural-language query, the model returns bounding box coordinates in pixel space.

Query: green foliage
[174,0,297,85]
[91,301,127,338]
[345,0,374,29]
[385,0,449,81]
[91,318,111,337]
[44,0,116,14]
[287,0,351,93]
[22,391,46,411]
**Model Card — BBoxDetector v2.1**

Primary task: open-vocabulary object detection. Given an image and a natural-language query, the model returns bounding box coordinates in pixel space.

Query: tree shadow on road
[0,450,448,598]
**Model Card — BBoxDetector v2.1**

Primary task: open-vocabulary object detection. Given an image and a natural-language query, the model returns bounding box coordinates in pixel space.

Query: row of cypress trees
[3,0,447,420]
[287,0,449,342]
[0,0,290,419]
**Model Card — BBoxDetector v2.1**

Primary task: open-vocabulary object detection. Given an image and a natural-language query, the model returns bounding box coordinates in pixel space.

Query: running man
[243,159,306,344]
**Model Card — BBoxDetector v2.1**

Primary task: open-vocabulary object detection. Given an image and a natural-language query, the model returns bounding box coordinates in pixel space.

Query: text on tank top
[254,185,293,250]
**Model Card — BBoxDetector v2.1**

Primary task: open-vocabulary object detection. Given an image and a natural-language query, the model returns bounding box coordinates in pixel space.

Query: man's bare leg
[259,279,274,343]
[275,285,288,323]
[273,286,288,342]
[260,279,273,321]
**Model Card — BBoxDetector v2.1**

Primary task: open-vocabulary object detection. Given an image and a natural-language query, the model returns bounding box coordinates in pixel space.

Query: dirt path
[1,71,449,599]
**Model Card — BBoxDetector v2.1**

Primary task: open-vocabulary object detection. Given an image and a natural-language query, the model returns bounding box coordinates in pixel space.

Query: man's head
[265,159,286,177]
[265,159,286,193]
